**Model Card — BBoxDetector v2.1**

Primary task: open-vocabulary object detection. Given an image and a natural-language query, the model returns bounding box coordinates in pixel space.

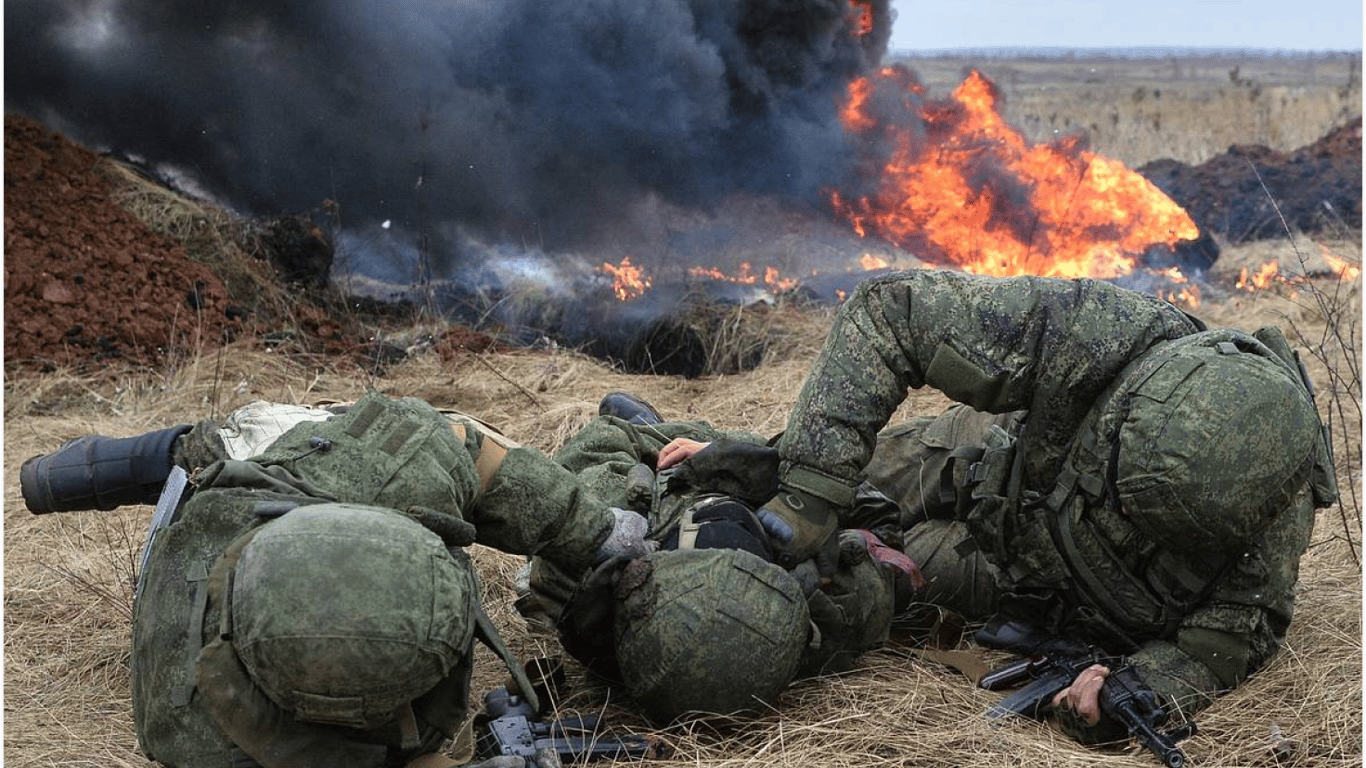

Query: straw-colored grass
[5,246,1359,766]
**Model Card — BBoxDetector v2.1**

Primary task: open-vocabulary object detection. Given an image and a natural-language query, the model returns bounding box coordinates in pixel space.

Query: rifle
[976,620,1197,768]
[474,686,656,766]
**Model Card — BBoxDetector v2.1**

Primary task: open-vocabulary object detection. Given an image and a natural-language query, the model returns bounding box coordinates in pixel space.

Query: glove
[755,486,841,572]
[594,507,657,564]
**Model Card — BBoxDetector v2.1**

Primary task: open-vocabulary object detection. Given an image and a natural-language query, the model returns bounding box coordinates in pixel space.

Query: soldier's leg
[901,519,1001,622]
[171,419,232,471]
[867,404,1020,529]
[597,391,664,425]
[21,401,340,514]
[21,423,194,513]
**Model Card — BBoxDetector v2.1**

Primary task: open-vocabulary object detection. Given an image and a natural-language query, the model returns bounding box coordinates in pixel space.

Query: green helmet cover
[230,503,477,729]
[1113,337,1320,554]
[613,548,809,723]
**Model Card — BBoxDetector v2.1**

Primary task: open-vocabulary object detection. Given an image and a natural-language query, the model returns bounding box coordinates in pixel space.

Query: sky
[888,0,1364,51]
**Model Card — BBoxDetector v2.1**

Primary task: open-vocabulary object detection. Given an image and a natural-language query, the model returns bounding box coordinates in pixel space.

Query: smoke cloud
[6,0,893,277]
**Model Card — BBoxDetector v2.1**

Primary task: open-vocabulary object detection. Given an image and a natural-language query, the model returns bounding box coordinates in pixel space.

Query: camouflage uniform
[520,415,904,687]
[776,269,1336,727]
[133,392,616,767]
[170,395,613,574]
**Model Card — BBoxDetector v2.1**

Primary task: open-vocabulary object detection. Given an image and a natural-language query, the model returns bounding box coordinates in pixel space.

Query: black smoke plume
[7,0,893,279]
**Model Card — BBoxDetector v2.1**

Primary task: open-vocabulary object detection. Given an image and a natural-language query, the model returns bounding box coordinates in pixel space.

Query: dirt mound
[4,114,246,371]
[4,113,501,375]
[1139,117,1362,243]
[6,111,1360,376]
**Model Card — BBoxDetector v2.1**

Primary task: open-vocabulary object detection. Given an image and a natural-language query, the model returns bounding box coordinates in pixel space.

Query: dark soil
[1139,117,1362,243]
[4,113,505,375]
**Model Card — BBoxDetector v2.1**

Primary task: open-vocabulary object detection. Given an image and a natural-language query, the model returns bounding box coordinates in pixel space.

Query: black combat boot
[20,424,193,513]
[597,391,663,425]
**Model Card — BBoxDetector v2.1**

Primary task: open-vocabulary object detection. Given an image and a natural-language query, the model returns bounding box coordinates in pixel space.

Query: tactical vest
[962,327,1334,650]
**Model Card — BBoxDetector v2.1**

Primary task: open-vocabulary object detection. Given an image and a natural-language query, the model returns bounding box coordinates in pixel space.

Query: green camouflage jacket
[776,269,1332,718]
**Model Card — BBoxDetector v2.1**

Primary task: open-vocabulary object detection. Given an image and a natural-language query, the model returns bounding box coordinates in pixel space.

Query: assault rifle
[474,686,655,767]
[976,620,1197,768]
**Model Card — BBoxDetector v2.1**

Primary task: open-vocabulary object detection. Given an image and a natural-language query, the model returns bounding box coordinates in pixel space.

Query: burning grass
[4,254,1360,767]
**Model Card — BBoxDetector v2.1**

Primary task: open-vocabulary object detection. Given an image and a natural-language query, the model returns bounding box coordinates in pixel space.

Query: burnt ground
[1139,117,1362,243]
[4,111,1361,374]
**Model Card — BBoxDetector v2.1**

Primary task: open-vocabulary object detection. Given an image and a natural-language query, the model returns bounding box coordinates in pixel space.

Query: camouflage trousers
[868,404,1016,622]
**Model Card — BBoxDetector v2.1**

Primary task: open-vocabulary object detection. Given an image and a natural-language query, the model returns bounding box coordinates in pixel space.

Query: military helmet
[229,503,477,730]
[1110,332,1320,554]
[613,548,809,723]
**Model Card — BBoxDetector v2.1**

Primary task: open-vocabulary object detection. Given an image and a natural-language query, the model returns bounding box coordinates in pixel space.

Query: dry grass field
[4,53,1362,767]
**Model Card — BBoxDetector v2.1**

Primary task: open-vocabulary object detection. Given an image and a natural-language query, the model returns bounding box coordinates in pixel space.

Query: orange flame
[1321,247,1363,281]
[1236,260,1282,291]
[848,0,874,36]
[686,262,800,292]
[600,256,651,301]
[830,67,1199,279]
[1163,285,1202,309]
[860,253,890,270]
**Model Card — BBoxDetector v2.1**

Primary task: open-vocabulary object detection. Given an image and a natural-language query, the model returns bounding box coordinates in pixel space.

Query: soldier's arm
[776,270,1198,495]
[439,420,615,575]
[1127,494,1315,718]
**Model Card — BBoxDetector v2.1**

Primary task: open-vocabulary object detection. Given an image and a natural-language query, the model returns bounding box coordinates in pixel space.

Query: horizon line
[891,45,1363,58]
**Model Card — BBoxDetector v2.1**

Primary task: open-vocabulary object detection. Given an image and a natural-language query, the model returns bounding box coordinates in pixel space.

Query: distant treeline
[895,47,1362,60]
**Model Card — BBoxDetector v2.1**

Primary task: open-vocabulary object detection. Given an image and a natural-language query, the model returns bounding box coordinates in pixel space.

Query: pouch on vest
[962,422,1025,567]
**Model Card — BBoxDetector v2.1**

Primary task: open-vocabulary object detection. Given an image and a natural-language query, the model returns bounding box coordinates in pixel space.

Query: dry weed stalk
[1246,162,1362,564]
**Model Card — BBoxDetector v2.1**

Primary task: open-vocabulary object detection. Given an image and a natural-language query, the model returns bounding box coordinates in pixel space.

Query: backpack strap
[676,505,701,550]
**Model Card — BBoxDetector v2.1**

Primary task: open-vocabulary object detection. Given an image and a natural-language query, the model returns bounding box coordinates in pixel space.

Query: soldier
[21,390,913,753]
[21,392,653,768]
[514,393,924,724]
[754,269,1338,745]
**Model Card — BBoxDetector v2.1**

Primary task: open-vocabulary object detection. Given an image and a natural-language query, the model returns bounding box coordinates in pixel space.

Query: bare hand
[1051,664,1110,725]
[657,438,710,469]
